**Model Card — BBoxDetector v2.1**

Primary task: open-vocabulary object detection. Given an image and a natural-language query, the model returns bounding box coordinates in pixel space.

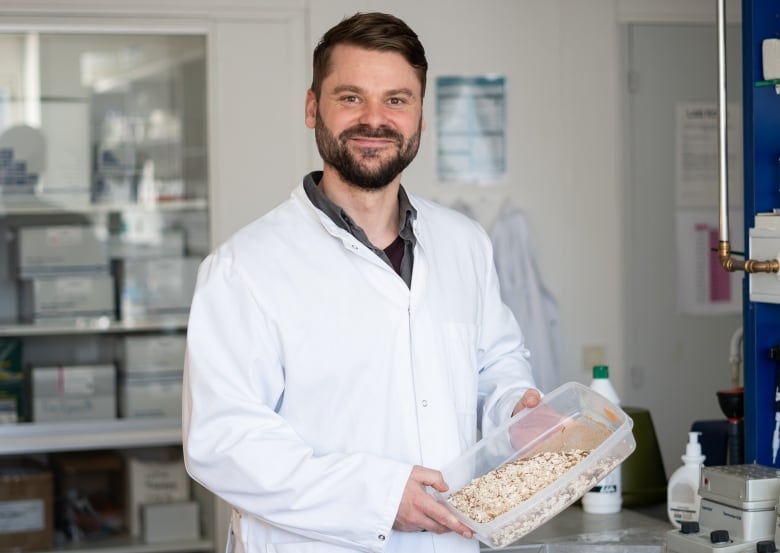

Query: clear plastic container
[432,381,636,549]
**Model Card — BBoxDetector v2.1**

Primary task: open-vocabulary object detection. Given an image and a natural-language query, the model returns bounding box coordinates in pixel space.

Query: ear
[305,90,317,129]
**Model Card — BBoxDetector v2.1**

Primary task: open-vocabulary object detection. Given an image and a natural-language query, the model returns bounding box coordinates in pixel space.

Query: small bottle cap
[593,365,609,379]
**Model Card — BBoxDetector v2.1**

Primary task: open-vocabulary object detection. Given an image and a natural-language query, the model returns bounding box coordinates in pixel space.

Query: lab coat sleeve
[182,253,412,553]
[473,231,538,436]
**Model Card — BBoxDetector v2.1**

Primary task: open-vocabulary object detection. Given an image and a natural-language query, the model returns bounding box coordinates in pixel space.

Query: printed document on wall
[436,76,506,185]
[675,102,742,208]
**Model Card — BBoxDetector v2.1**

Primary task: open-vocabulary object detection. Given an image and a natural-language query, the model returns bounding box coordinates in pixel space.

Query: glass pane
[0,31,209,332]
[0,32,208,206]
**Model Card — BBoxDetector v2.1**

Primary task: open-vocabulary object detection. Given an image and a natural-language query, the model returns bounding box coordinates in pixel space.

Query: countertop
[479,504,673,552]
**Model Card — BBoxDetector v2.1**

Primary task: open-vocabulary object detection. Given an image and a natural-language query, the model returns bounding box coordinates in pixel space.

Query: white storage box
[108,229,185,260]
[20,274,114,322]
[120,375,182,419]
[126,457,190,537]
[16,225,109,277]
[433,382,636,549]
[118,257,199,320]
[141,501,200,543]
[31,364,116,422]
[122,335,186,373]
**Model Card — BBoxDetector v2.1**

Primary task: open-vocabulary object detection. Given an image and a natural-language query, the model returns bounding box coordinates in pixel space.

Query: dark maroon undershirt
[383,235,405,276]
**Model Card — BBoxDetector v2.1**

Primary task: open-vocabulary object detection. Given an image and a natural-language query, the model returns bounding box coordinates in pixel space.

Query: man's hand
[393,466,473,539]
[511,388,541,416]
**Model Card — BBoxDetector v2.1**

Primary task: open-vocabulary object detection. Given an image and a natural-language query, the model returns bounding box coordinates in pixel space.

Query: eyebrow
[331,84,416,98]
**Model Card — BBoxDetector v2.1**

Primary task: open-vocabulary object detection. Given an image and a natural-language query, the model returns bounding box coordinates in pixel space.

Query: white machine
[665,465,780,553]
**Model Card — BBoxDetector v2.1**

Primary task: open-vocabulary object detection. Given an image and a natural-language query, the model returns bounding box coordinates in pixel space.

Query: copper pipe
[719,242,780,273]
[716,0,778,275]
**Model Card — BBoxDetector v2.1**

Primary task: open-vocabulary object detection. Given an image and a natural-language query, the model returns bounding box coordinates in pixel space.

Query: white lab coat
[182,184,536,553]
[490,205,561,393]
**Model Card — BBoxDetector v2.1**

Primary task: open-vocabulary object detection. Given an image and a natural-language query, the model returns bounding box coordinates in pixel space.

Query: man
[183,12,540,553]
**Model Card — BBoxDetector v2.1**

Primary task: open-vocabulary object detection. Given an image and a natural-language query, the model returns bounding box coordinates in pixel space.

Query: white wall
[1,0,742,480]
[308,0,625,393]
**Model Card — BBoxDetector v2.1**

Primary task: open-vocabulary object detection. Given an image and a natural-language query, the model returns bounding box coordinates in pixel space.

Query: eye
[340,95,360,104]
[387,97,406,106]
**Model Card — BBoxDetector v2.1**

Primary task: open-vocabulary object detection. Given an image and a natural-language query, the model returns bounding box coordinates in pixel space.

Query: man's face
[305,44,425,191]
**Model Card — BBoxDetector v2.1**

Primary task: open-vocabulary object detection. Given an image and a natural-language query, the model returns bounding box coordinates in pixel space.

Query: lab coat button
[421,400,428,407]
[378,534,386,541]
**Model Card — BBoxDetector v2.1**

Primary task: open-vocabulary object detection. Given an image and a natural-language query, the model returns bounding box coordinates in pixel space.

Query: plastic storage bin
[432,381,636,549]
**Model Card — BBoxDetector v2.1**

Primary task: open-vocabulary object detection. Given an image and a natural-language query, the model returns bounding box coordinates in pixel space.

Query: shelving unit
[0,418,182,455]
[0,27,214,553]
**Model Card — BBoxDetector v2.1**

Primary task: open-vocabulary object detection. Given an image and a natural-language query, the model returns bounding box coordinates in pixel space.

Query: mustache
[339,125,403,145]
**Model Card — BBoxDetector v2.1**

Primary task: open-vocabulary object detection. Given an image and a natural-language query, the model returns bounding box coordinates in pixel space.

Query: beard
[314,111,421,191]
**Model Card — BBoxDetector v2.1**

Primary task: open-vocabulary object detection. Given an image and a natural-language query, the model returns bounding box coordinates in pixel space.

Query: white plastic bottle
[582,365,623,514]
[667,431,706,528]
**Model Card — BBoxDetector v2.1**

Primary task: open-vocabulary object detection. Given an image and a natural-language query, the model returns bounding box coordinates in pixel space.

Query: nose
[357,100,386,127]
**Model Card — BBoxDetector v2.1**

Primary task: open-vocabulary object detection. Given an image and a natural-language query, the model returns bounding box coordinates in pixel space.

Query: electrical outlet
[582,344,606,373]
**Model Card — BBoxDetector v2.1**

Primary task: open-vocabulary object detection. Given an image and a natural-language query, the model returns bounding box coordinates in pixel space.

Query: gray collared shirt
[303,171,417,287]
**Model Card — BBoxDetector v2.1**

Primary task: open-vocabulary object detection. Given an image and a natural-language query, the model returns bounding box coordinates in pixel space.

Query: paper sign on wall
[436,76,506,185]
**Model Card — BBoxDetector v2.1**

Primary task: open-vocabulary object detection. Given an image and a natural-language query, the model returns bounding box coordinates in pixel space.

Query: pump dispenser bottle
[582,365,623,514]
[667,432,706,528]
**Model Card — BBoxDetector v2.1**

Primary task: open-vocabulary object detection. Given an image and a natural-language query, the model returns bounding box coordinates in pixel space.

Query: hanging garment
[490,204,562,393]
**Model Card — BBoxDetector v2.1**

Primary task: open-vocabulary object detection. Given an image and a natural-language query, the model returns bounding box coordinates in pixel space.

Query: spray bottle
[667,431,706,528]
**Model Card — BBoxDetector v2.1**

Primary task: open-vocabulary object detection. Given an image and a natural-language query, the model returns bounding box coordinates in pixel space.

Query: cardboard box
[16,225,109,278]
[118,257,199,320]
[52,452,125,538]
[31,364,116,422]
[0,467,54,550]
[20,274,115,323]
[141,501,199,543]
[126,457,190,537]
[120,375,182,419]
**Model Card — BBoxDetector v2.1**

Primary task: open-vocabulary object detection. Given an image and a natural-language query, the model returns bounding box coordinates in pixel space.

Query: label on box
[0,499,44,533]
[60,368,96,395]
[55,277,91,298]
[44,227,81,247]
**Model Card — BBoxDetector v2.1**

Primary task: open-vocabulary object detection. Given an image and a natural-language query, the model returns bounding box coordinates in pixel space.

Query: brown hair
[311,12,428,99]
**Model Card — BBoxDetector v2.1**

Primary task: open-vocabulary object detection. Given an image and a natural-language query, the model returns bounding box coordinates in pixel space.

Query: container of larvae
[433,381,636,549]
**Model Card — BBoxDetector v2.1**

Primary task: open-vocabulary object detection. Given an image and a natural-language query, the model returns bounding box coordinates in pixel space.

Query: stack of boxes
[119,335,185,419]
[3,214,202,548]
[17,224,113,323]
[126,452,197,542]
[8,213,201,423]
[110,212,200,322]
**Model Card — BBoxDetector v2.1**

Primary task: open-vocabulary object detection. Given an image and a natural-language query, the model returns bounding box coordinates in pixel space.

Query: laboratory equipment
[665,464,780,553]
[717,387,745,464]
